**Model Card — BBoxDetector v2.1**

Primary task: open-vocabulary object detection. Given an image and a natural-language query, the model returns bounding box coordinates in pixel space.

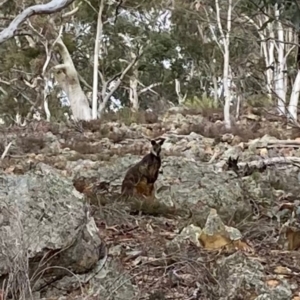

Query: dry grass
[16,136,46,154]
[62,142,146,157]
[101,108,159,125]
[0,205,33,300]
[127,196,178,217]
[4,107,300,299]
[0,105,293,159]
[85,189,180,218]
[175,118,288,142]
[61,109,159,136]
[2,162,300,299]
[85,191,300,300]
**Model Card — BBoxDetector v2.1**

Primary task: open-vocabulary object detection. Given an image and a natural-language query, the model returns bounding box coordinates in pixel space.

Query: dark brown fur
[226,156,267,176]
[121,138,165,198]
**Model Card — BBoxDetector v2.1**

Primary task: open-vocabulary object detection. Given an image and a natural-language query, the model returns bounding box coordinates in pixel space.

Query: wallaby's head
[150,138,165,157]
[227,156,239,173]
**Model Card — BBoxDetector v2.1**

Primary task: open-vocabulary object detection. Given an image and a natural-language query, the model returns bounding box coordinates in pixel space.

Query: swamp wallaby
[121,138,165,198]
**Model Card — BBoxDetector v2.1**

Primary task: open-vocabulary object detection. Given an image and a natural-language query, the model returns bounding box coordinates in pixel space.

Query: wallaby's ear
[158,138,166,145]
[235,156,239,163]
[151,140,156,146]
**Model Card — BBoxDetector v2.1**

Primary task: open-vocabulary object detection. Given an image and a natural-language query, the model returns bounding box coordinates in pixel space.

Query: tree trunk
[242,13,274,98]
[223,0,232,129]
[92,0,104,119]
[265,39,274,98]
[288,32,300,122]
[274,4,286,115]
[212,75,218,106]
[129,52,139,111]
[266,19,275,98]
[129,76,139,111]
[223,50,231,129]
[97,48,140,118]
[235,95,241,120]
[175,79,186,104]
[53,38,92,121]
[288,70,300,121]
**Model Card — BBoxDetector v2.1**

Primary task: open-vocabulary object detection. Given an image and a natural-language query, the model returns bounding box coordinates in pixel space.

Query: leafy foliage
[0,0,298,120]
[184,95,221,110]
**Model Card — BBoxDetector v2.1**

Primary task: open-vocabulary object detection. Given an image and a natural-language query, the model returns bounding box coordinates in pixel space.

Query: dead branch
[1,142,12,159]
[0,78,18,85]
[138,82,162,95]
[246,140,300,149]
[22,76,42,89]
[99,49,142,113]
[207,149,223,164]
[35,22,64,121]
[62,2,81,18]
[0,0,75,44]
[79,75,93,90]
[0,86,7,95]
[238,157,300,169]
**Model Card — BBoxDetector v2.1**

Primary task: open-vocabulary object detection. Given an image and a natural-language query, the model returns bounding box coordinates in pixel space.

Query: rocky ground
[1,107,300,300]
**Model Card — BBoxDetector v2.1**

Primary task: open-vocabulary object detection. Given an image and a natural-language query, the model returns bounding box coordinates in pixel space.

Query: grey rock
[0,163,103,295]
[217,252,292,300]
[68,152,299,224]
[41,258,137,299]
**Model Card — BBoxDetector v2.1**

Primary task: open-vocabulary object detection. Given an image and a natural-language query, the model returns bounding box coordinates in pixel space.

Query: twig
[62,2,82,18]
[207,149,223,164]
[1,142,12,159]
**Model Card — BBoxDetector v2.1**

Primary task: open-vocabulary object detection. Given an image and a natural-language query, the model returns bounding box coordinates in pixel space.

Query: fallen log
[238,156,300,168]
[245,140,300,149]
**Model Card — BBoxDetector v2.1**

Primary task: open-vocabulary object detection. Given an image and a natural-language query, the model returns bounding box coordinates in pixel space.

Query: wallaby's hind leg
[133,179,156,200]
[121,179,135,198]
[134,179,148,196]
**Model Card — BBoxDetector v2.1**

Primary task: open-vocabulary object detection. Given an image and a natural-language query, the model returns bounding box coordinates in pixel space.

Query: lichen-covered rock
[65,154,286,222]
[65,152,300,225]
[0,163,103,293]
[216,252,292,300]
[80,156,257,221]
[1,111,300,299]
[40,259,137,299]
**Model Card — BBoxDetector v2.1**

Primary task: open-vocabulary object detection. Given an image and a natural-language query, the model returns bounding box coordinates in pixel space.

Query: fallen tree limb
[1,142,12,159]
[246,140,300,149]
[238,157,300,168]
